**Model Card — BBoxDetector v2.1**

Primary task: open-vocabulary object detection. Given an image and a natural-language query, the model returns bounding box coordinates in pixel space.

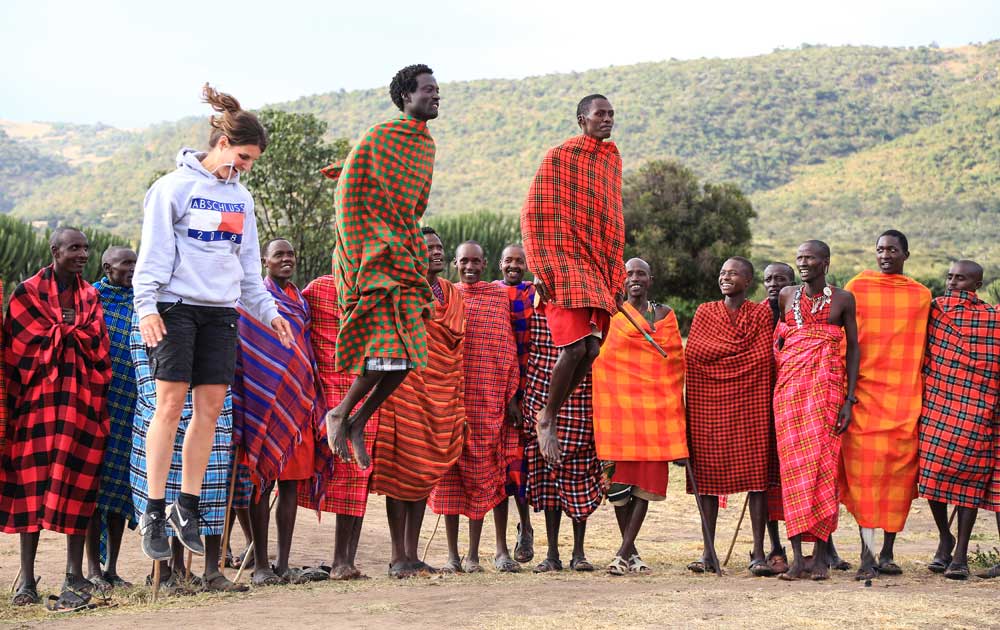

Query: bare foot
[325,408,351,461]
[348,418,371,469]
[535,411,563,466]
[811,556,830,581]
[329,564,355,580]
[778,557,809,581]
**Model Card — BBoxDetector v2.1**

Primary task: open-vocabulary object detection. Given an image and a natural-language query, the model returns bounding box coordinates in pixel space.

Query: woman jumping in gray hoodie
[133,84,292,570]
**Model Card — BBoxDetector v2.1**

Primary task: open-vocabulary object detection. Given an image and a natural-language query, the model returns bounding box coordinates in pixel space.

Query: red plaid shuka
[296,275,377,518]
[0,267,111,535]
[521,308,603,522]
[762,299,784,522]
[521,135,625,315]
[685,300,773,495]
[773,295,846,541]
[0,281,6,452]
[430,282,517,520]
[918,291,999,509]
[371,278,466,501]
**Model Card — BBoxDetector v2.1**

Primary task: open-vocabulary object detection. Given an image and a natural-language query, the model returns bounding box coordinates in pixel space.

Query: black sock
[148,498,166,517]
[178,492,200,511]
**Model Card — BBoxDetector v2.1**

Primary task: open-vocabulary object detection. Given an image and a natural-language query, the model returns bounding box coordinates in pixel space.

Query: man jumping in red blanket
[521,94,625,466]
[1,228,112,609]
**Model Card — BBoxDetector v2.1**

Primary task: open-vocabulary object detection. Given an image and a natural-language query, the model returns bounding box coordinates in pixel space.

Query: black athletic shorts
[148,301,239,386]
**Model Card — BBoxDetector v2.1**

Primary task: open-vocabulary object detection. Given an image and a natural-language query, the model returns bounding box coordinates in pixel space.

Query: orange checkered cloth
[685,300,773,495]
[430,282,517,520]
[520,134,625,314]
[295,275,377,518]
[773,295,846,541]
[328,116,435,374]
[592,302,687,463]
[839,270,930,532]
[370,278,467,501]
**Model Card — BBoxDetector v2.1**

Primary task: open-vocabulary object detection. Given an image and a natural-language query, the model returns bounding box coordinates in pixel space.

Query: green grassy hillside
[4,42,999,281]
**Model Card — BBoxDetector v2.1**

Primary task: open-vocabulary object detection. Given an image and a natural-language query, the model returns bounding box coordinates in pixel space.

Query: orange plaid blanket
[520,134,624,314]
[839,270,931,532]
[592,302,687,462]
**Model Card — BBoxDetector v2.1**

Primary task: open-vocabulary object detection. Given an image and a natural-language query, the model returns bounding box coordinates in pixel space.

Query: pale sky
[2,0,997,128]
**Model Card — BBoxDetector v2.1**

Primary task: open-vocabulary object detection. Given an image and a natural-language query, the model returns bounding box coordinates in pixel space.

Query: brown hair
[201,83,268,152]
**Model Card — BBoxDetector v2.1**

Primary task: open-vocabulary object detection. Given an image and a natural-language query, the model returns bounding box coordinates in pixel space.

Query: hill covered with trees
[4,42,999,280]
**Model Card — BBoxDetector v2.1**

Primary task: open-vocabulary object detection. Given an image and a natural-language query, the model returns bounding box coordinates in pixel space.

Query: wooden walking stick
[9,568,22,593]
[617,304,668,357]
[421,513,443,563]
[152,561,161,603]
[723,494,750,567]
[685,460,723,576]
[220,445,243,576]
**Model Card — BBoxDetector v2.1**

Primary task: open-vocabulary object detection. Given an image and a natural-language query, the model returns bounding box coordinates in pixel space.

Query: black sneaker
[166,501,205,556]
[139,511,171,560]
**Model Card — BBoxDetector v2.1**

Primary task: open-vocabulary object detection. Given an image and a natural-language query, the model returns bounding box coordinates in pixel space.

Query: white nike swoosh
[178,515,189,527]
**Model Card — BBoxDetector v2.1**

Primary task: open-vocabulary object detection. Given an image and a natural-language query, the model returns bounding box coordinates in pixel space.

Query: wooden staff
[723,494,750,566]
[151,561,161,603]
[617,304,668,357]
[685,460,723,576]
[220,445,243,577]
[421,513,443,563]
[8,568,21,593]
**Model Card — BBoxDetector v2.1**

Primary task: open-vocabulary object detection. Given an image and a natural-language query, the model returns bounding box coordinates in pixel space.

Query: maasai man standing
[685,257,773,576]
[370,226,466,578]
[233,238,330,585]
[917,260,998,580]
[841,229,931,580]
[85,246,139,590]
[431,241,519,573]
[523,310,604,573]
[492,243,536,564]
[1,228,111,609]
[297,269,379,581]
[761,262,794,574]
[521,94,625,467]
[326,64,440,469]
[773,241,859,581]
[592,258,687,576]
[129,315,247,593]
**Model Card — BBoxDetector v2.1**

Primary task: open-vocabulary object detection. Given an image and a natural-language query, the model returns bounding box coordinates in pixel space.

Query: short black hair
[49,226,85,249]
[390,64,434,112]
[576,94,609,119]
[765,261,796,278]
[728,256,754,279]
[456,239,485,259]
[877,229,909,253]
[421,226,439,237]
[262,238,292,257]
[953,259,984,282]
[803,239,831,260]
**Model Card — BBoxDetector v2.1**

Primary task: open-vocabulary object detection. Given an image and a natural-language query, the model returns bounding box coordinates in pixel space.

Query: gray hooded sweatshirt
[133,148,279,325]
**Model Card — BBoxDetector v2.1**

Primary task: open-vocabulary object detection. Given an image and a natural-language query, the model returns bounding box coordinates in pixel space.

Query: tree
[622,159,756,305]
[242,109,350,282]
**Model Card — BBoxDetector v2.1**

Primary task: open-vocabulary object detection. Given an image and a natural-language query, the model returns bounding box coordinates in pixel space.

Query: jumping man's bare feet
[536,411,563,466]
[325,408,351,461]
[347,420,371,469]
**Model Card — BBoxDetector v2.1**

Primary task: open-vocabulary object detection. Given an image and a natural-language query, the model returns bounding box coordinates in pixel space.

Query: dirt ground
[2,465,999,629]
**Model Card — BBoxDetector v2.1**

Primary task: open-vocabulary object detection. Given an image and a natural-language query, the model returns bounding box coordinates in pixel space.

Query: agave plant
[422,211,523,283]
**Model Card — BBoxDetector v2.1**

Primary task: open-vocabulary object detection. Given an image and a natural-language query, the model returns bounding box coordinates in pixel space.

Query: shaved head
[726,256,754,280]
[952,259,984,282]
[50,226,85,249]
[625,257,651,274]
[102,245,135,267]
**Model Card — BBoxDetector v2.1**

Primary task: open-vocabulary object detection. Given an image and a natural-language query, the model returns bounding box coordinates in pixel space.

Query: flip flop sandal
[628,554,651,574]
[533,558,563,573]
[411,561,438,575]
[976,564,1000,579]
[102,573,132,589]
[494,556,522,573]
[234,547,255,570]
[607,555,629,576]
[462,559,485,574]
[251,569,283,586]
[877,560,903,575]
[943,563,970,581]
[298,566,331,582]
[202,572,249,593]
[438,561,465,575]
[88,574,112,591]
[513,523,535,563]
[854,566,879,581]
[11,577,41,606]
[749,555,776,577]
[927,556,951,573]
[831,559,852,571]
[687,560,706,574]
[569,558,594,572]
[278,567,311,585]
[45,585,94,613]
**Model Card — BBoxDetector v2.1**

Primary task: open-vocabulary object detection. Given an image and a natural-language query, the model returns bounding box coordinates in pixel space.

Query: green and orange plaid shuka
[327,116,435,375]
